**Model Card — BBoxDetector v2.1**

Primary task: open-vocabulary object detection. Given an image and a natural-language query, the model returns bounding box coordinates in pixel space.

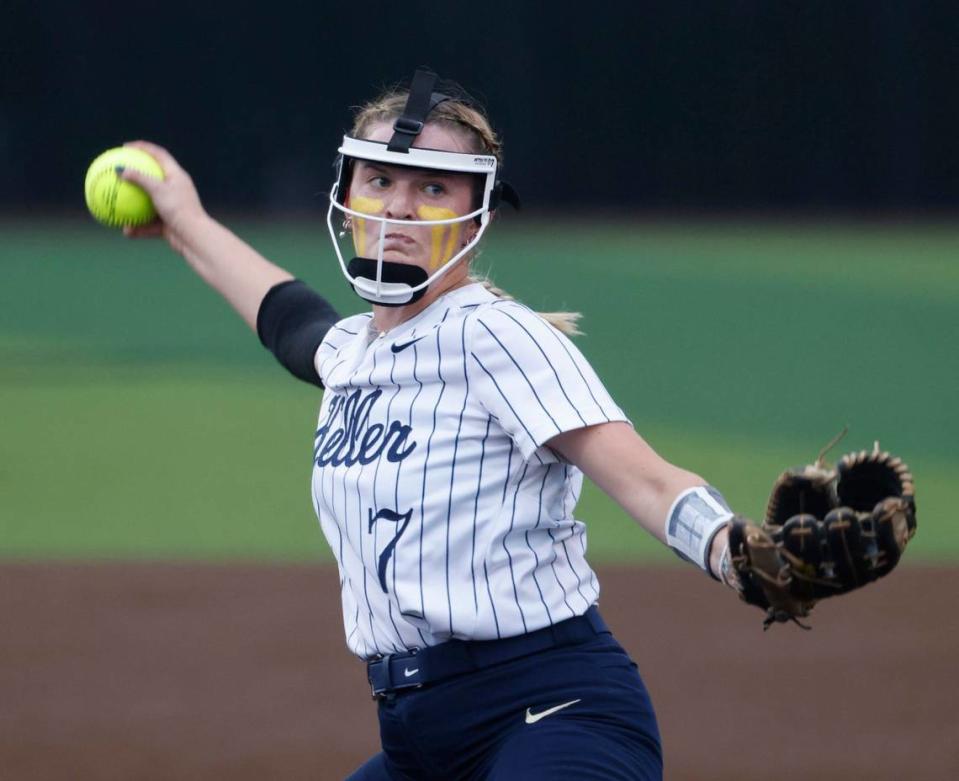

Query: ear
[463,220,480,246]
[468,206,498,243]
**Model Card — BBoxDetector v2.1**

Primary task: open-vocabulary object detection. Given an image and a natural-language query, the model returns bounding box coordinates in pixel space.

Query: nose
[383,182,417,221]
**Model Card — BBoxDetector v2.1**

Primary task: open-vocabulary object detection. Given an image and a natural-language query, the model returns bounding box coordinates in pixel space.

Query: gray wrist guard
[665,485,733,578]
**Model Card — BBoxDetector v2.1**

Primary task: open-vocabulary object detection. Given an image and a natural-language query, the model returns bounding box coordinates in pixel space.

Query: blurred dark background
[2,0,958,214]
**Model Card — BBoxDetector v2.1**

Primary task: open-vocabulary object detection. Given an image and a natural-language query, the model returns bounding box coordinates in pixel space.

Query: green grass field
[1,218,955,562]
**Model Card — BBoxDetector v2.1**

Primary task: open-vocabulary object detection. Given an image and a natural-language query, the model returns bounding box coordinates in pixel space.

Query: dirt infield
[1,562,956,780]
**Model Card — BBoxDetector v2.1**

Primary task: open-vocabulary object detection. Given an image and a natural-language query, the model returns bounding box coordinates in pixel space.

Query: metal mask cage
[326,136,499,306]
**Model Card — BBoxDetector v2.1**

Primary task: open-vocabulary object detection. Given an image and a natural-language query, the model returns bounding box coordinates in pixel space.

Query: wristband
[665,485,734,577]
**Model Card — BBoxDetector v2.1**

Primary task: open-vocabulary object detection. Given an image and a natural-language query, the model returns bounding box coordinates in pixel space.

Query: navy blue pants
[347,632,662,780]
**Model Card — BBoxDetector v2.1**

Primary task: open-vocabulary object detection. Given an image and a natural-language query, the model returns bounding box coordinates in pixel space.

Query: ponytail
[469,275,583,337]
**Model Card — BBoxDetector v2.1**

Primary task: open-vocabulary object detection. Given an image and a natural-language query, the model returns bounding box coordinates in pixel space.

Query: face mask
[326,68,519,306]
[327,137,498,306]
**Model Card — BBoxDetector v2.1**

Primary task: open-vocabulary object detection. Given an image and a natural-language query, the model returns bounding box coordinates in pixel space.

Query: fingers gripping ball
[84,147,164,227]
[730,446,917,629]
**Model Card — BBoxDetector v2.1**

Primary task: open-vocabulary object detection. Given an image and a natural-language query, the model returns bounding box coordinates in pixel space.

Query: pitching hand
[118,141,207,252]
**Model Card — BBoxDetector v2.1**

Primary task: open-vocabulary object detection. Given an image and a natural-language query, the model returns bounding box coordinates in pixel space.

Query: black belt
[366,606,610,699]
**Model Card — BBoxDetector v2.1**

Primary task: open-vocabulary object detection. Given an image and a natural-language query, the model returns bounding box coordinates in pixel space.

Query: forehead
[351,122,480,184]
[363,120,474,154]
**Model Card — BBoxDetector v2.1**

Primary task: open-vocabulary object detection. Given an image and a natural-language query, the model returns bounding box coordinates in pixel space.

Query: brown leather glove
[727,447,916,629]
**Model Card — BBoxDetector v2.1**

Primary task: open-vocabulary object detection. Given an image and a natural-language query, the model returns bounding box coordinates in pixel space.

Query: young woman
[120,70,743,781]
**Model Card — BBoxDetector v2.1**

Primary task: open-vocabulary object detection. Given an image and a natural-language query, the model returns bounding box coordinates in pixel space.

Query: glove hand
[729,445,916,629]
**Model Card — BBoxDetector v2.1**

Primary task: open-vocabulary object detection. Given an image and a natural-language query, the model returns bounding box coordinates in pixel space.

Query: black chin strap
[347,257,429,306]
[387,68,451,153]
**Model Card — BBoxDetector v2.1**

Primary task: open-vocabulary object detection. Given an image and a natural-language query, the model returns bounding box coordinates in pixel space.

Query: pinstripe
[501,437,514,504]
[313,465,344,588]
[519,465,555,625]
[486,300,615,424]
[469,416,492,614]
[476,319,561,433]
[545,528,576,617]
[387,349,428,648]
[344,420,381,654]
[560,535,593,611]
[538,465,575,616]
[340,366,382,650]
[315,317,369,382]
[385,351,401,599]
[493,438,517,633]
[330,314,371,339]
[417,309,450,625]
[493,307,589,427]
[483,559,501,638]
[403,334,426,619]
[470,353,538,446]
[442,318,471,634]
[325,354,350,386]
[366,348,407,652]
[329,435,366,657]
[523,525,553,624]
[538,312,613,422]
[503,460,529,633]
[582,532,601,602]
[555,466,594,610]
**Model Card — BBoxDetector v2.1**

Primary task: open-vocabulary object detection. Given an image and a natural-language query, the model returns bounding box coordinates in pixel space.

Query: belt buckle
[368,653,389,700]
[368,648,422,700]
[391,647,423,694]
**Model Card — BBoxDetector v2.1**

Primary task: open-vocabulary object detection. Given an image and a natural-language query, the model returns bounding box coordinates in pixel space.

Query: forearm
[550,422,704,544]
[582,429,703,545]
[550,421,738,585]
[174,213,294,331]
[610,462,734,582]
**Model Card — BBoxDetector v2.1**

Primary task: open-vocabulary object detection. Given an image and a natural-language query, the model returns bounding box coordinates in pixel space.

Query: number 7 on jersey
[367,508,413,594]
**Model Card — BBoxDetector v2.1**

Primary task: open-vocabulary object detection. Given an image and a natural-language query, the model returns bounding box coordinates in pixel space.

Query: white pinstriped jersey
[311,283,628,659]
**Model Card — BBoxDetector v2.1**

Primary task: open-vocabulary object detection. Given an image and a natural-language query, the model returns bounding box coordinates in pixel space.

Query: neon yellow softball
[84,147,164,228]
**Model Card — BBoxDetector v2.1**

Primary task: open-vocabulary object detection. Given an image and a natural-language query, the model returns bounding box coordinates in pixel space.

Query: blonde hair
[350,84,583,337]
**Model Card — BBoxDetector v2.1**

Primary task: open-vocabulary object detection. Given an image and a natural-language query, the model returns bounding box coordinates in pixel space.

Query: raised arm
[548,421,732,583]
[118,140,293,331]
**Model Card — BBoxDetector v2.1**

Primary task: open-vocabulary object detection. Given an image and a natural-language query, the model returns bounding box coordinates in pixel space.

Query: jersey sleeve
[466,301,629,461]
[314,313,372,386]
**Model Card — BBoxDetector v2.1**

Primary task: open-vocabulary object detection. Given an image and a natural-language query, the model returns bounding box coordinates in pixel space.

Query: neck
[371,262,471,333]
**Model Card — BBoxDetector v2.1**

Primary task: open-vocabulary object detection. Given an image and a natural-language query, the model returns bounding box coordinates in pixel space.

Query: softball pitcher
[119,69,917,780]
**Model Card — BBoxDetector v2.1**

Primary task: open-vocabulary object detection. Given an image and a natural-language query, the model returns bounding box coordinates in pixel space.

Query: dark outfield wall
[2,1,958,212]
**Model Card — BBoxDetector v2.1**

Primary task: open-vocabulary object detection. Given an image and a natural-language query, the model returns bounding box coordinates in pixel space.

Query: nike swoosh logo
[524,698,581,724]
[403,667,419,677]
[391,336,426,353]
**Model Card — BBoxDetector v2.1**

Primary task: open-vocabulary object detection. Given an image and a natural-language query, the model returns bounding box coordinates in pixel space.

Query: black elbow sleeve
[256,280,340,387]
